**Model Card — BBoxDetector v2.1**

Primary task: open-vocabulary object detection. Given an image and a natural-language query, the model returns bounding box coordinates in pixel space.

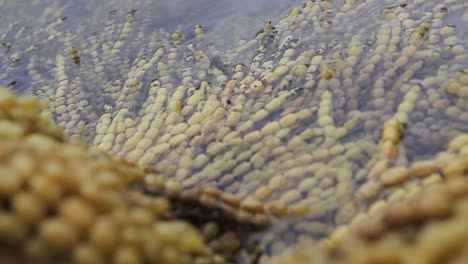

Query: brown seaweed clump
[0,87,268,264]
[268,143,468,264]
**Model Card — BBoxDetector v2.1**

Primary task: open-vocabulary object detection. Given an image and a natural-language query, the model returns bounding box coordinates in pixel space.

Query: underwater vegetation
[0,0,468,263]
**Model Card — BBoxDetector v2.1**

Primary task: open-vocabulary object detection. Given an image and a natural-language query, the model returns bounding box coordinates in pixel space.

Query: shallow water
[1,0,301,94]
[1,0,468,260]
[0,0,301,47]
